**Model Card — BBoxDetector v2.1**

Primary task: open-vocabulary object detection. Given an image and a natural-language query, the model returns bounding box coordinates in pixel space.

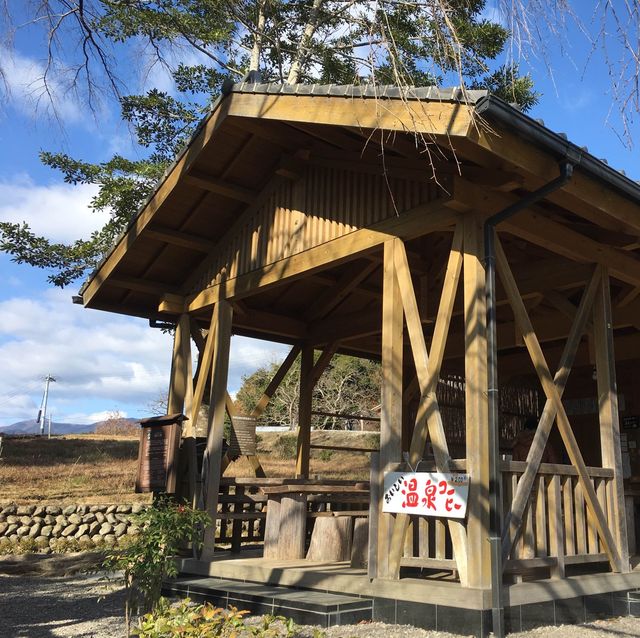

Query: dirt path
[1,571,640,638]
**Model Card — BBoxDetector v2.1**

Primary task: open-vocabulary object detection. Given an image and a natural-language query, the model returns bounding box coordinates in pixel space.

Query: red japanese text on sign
[382,472,469,518]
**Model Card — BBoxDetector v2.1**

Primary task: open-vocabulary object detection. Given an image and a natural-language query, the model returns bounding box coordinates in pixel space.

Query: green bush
[318,449,333,462]
[134,598,302,638]
[272,434,297,460]
[103,496,211,635]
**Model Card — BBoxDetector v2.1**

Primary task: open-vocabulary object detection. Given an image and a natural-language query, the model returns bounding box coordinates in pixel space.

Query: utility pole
[37,374,56,436]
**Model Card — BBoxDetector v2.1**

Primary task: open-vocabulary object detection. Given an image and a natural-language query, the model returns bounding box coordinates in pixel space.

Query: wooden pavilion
[77,83,640,636]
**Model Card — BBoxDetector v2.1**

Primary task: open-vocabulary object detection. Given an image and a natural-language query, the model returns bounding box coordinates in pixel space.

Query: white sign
[382,472,470,519]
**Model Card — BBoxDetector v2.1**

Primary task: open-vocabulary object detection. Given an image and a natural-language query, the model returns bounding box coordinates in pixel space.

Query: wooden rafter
[495,237,622,571]
[109,277,182,297]
[146,226,216,253]
[227,93,473,137]
[305,261,378,321]
[452,178,640,289]
[469,124,640,235]
[185,169,257,203]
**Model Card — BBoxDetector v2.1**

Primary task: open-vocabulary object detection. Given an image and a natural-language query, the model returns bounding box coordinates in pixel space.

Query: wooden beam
[109,277,182,297]
[167,313,192,416]
[308,307,380,345]
[593,266,630,572]
[227,93,474,138]
[251,345,302,418]
[378,240,404,578]
[305,262,378,321]
[146,226,216,253]
[185,169,257,203]
[185,202,459,312]
[189,311,217,445]
[310,342,339,386]
[233,308,307,340]
[503,213,640,289]
[495,238,621,571]
[168,314,197,506]
[501,267,601,562]
[202,300,233,559]
[452,178,640,288]
[295,345,314,478]
[463,214,491,589]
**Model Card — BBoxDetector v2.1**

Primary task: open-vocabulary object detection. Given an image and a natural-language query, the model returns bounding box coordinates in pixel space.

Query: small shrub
[103,496,211,635]
[318,449,333,462]
[273,434,297,460]
[134,598,301,638]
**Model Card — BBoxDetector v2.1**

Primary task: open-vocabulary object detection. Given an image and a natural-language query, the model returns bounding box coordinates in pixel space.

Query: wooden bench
[259,482,369,563]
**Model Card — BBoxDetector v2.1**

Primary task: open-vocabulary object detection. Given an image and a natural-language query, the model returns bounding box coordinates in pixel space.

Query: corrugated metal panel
[190,166,442,294]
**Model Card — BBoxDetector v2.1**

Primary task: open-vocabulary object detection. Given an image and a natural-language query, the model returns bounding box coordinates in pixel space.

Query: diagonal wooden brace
[500,264,601,562]
[495,238,621,572]
[387,226,468,585]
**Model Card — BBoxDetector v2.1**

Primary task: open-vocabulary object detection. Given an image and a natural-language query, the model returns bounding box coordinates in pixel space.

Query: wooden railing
[215,478,369,553]
[394,459,615,580]
[501,461,614,577]
[215,480,267,551]
[397,459,466,573]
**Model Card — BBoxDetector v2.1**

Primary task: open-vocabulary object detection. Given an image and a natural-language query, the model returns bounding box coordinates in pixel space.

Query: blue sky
[0,2,638,429]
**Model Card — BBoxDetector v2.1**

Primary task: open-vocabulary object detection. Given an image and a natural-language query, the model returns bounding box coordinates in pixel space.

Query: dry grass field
[0,431,376,504]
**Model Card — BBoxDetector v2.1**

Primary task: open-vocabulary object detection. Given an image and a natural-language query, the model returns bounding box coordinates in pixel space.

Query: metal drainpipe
[484,160,574,638]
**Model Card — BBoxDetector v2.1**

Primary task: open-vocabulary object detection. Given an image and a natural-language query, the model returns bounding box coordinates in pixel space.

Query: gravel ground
[1,571,640,638]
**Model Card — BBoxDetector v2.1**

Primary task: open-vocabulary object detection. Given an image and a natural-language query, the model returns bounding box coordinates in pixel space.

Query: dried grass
[0,431,376,504]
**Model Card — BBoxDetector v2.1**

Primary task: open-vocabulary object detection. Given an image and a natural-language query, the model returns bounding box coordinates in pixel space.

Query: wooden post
[167,313,192,415]
[296,344,314,478]
[378,240,404,578]
[463,215,491,589]
[168,314,196,504]
[593,266,630,571]
[201,300,233,560]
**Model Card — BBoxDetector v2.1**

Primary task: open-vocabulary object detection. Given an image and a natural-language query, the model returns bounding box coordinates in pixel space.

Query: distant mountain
[0,417,138,436]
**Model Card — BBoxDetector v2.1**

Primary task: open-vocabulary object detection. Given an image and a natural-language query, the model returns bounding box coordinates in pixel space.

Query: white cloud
[0,289,173,423]
[0,288,292,425]
[0,46,83,123]
[0,174,109,243]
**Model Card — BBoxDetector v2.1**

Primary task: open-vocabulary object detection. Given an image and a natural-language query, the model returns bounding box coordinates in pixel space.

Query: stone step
[162,575,373,627]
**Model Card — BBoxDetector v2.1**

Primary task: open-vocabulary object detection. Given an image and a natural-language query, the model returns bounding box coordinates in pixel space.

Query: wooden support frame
[377,240,404,579]
[251,345,301,419]
[294,342,339,477]
[182,203,459,313]
[494,237,622,572]
[463,215,492,589]
[386,225,468,585]
[201,300,234,559]
[296,345,314,478]
[167,314,196,503]
[593,266,630,572]
[501,267,601,562]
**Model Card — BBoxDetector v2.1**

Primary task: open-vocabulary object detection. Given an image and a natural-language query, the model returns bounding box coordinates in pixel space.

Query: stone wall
[0,503,146,553]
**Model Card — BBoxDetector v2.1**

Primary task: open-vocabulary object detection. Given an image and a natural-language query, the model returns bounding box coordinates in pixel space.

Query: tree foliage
[1,0,538,286]
[236,352,381,430]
